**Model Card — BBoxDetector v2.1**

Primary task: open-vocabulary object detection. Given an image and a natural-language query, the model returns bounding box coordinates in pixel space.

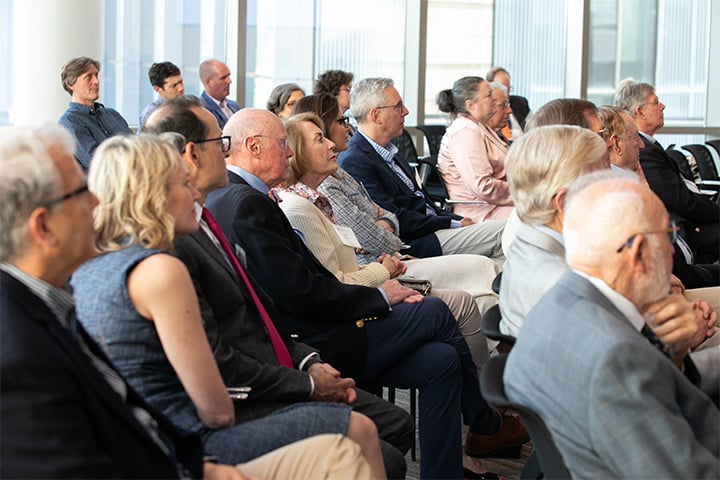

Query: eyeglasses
[641,99,661,107]
[616,220,679,253]
[336,117,350,127]
[495,101,511,109]
[253,135,289,150]
[193,136,231,153]
[594,128,608,138]
[376,100,405,113]
[44,182,90,207]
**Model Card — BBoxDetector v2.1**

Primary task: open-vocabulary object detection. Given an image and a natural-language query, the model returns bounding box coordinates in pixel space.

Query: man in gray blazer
[143,96,414,479]
[505,174,719,478]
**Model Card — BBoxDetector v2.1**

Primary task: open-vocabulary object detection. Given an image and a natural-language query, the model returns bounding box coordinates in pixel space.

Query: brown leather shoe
[465,412,530,458]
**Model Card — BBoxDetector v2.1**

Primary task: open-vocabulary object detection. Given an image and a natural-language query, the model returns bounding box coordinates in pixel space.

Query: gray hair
[489,82,508,94]
[505,125,607,225]
[564,171,647,267]
[614,78,656,117]
[0,124,73,260]
[436,76,484,120]
[350,77,395,123]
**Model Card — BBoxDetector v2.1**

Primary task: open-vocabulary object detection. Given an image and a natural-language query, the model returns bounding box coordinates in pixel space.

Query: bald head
[564,171,673,308]
[223,108,292,188]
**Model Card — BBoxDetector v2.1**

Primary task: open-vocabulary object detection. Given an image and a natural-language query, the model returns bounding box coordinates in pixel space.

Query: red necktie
[201,207,293,367]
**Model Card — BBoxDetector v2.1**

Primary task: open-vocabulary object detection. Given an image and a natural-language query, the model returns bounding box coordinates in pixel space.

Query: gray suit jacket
[499,223,566,337]
[173,230,321,423]
[505,271,720,478]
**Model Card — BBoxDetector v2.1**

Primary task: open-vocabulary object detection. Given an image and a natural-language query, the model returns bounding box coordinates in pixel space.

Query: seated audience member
[487,82,514,145]
[70,134,386,477]
[436,76,514,221]
[314,69,354,113]
[505,173,720,478]
[267,83,305,119]
[205,107,529,479]
[337,77,506,262]
[486,66,529,136]
[199,58,240,129]
[137,61,184,132]
[615,78,719,264]
[142,95,413,479]
[277,113,491,371]
[58,56,132,170]
[0,124,372,480]
[597,105,719,288]
[294,94,501,322]
[499,125,608,338]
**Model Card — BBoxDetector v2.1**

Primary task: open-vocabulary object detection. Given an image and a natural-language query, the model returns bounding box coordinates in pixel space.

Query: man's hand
[308,363,357,404]
[669,274,685,295]
[689,299,717,349]
[378,253,406,278]
[203,463,252,480]
[645,294,697,367]
[380,279,424,305]
[460,217,475,227]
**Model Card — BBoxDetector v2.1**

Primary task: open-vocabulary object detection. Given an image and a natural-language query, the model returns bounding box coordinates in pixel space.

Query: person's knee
[347,411,379,445]
[423,343,461,383]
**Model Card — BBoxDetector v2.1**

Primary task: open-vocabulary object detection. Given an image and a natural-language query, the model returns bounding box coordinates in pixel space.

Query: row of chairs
[665,141,720,203]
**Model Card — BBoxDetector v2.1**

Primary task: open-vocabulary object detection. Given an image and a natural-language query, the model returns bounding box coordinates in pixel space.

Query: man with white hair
[505,172,719,478]
[338,77,505,262]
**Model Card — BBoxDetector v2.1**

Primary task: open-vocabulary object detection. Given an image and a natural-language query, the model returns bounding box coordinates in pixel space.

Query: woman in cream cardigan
[275,112,491,373]
[437,76,514,221]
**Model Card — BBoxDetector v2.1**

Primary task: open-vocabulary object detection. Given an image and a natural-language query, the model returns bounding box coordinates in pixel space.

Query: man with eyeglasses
[338,77,507,263]
[143,95,415,479]
[615,79,719,264]
[505,172,719,479]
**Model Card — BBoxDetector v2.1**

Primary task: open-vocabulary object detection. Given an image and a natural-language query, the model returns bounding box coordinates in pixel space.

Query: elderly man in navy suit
[337,77,505,262]
[505,172,719,478]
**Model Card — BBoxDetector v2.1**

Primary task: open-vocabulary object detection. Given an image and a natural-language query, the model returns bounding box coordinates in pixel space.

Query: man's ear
[27,207,58,248]
[626,233,648,274]
[245,136,262,157]
[553,188,568,215]
[152,85,164,95]
[184,142,202,168]
[609,134,622,155]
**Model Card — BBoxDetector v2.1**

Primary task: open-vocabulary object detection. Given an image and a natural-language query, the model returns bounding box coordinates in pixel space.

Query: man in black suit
[615,79,719,263]
[337,77,506,261]
[0,123,376,479]
[143,96,414,479]
[205,107,528,479]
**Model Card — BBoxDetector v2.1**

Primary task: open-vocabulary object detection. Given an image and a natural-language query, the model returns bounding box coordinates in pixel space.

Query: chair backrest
[480,304,516,346]
[682,144,719,181]
[665,148,696,181]
[706,140,720,174]
[415,155,449,208]
[391,129,420,165]
[480,355,571,480]
[415,124,447,156]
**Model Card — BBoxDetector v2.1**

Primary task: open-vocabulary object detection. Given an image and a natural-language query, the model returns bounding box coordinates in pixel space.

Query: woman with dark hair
[267,83,305,119]
[436,76,514,221]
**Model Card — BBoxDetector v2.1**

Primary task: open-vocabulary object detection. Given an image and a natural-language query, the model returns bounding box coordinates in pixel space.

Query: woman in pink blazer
[437,76,514,221]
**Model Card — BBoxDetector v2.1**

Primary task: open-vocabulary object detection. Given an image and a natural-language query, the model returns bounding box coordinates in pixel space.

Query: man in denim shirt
[59,56,131,171]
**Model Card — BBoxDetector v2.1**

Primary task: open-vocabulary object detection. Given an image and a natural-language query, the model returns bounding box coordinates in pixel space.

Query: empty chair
[415,124,446,156]
[391,128,421,166]
[480,304,516,348]
[682,144,719,181]
[480,354,571,480]
[665,147,695,181]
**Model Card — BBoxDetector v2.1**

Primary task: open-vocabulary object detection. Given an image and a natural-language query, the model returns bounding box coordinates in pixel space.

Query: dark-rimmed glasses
[376,100,405,113]
[193,136,231,153]
[44,183,89,207]
[616,220,678,253]
[253,135,289,150]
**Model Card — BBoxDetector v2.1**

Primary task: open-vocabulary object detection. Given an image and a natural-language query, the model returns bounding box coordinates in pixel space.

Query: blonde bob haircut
[284,112,326,186]
[88,133,183,253]
[505,125,607,225]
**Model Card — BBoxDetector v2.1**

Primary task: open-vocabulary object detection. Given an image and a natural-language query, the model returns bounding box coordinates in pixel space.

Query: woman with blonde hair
[70,134,385,477]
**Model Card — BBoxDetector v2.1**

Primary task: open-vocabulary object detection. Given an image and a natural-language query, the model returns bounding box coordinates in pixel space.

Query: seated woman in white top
[436,76,514,221]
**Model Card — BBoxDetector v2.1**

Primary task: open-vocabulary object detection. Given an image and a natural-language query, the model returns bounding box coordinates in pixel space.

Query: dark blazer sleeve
[206,181,389,338]
[640,139,719,223]
[339,136,457,241]
[173,233,318,406]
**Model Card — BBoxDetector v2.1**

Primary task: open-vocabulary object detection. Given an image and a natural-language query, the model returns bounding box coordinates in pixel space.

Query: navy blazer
[509,95,530,128]
[201,91,240,129]
[338,132,461,258]
[205,172,390,376]
[0,271,203,479]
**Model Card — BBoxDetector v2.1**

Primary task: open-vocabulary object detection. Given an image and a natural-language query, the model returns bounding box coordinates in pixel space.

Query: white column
[13,0,102,126]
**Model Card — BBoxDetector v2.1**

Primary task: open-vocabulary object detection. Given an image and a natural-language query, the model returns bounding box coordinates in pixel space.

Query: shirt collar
[358,130,399,164]
[0,262,75,327]
[278,181,323,204]
[227,165,269,195]
[68,101,104,114]
[572,269,645,331]
[638,131,655,144]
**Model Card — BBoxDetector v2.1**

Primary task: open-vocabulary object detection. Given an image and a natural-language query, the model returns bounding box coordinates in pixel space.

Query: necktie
[641,324,671,358]
[202,207,293,367]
